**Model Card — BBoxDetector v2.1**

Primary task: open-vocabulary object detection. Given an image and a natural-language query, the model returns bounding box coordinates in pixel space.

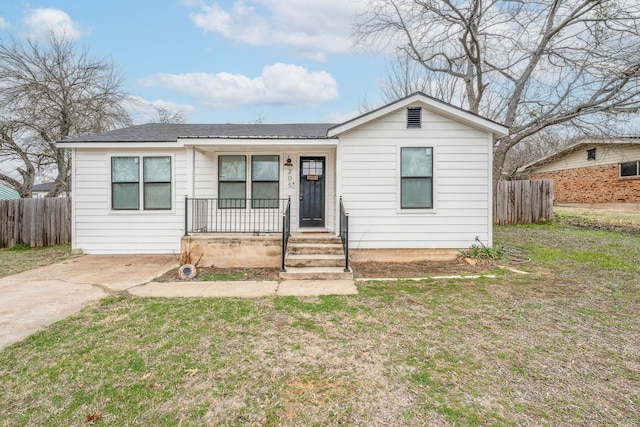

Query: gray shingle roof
[32,182,54,192]
[61,123,337,143]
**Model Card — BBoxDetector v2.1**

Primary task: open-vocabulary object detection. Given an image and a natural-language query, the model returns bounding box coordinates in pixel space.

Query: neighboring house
[523,138,640,204]
[0,185,20,200]
[31,182,70,198]
[58,93,508,268]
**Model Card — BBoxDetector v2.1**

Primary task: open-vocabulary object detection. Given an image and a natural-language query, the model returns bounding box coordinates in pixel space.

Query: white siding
[338,103,492,249]
[533,144,640,173]
[72,148,186,254]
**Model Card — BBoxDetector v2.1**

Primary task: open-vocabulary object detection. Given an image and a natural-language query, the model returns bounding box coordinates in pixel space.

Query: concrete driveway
[0,254,177,350]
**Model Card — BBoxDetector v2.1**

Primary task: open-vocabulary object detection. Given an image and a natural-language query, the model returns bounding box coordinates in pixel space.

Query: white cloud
[23,8,84,40]
[0,17,9,29]
[188,0,365,60]
[124,96,196,124]
[139,63,339,108]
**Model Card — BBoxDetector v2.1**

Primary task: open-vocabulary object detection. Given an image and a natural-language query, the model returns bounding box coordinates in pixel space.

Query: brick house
[523,139,640,204]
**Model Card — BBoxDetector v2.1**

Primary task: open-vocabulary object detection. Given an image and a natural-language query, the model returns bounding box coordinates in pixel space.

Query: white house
[31,182,70,198]
[58,93,507,271]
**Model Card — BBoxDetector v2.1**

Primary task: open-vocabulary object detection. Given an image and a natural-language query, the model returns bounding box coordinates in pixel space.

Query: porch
[181,197,351,278]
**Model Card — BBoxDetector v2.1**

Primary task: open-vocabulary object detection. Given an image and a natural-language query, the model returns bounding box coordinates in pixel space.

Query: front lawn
[0,224,638,426]
[0,244,73,279]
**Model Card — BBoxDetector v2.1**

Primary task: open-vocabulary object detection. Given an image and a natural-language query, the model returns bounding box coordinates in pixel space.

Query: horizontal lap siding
[194,151,216,198]
[74,148,186,254]
[339,106,491,249]
[533,144,640,173]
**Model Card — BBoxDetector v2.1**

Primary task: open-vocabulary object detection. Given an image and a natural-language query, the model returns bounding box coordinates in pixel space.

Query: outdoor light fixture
[284,157,293,166]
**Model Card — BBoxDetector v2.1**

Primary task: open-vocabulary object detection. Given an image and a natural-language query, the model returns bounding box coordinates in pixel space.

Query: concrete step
[288,232,342,244]
[286,254,346,268]
[279,267,354,281]
[288,243,344,255]
[289,237,342,245]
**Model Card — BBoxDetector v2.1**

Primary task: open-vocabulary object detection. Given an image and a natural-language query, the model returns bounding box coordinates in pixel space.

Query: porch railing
[339,196,350,272]
[184,197,290,234]
[281,198,291,272]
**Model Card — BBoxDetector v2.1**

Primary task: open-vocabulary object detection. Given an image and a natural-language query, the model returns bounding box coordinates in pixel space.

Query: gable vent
[407,107,422,128]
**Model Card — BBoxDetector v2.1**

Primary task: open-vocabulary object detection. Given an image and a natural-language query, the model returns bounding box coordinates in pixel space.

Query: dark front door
[300,157,325,227]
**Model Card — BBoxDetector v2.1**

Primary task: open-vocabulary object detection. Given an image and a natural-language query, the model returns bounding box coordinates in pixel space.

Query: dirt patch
[351,258,495,278]
[154,266,281,282]
[156,260,498,282]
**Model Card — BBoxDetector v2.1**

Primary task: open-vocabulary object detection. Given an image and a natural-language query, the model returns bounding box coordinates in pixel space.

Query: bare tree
[355,0,640,192]
[380,53,460,105]
[154,104,186,124]
[0,33,131,197]
[503,129,576,179]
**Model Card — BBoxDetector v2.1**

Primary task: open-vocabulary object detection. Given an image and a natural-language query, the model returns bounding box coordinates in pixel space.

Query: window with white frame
[218,155,281,208]
[143,157,172,209]
[218,155,247,208]
[620,160,640,177]
[401,147,433,209]
[111,156,171,210]
[251,155,279,208]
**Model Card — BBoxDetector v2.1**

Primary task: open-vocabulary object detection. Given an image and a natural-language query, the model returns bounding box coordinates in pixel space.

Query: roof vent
[407,107,421,128]
[587,148,596,160]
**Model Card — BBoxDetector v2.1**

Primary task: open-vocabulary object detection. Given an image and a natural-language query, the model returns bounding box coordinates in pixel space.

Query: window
[620,161,640,177]
[401,147,433,209]
[111,156,172,210]
[407,107,422,128]
[112,157,139,210]
[219,155,246,208]
[252,155,279,208]
[143,157,171,209]
[587,148,596,160]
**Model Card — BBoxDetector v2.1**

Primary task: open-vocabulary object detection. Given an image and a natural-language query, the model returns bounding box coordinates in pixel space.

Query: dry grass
[555,205,640,233]
[0,224,639,426]
[0,244,73,279]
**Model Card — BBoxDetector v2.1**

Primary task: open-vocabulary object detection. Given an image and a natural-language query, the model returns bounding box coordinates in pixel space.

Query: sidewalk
[0,254,357,350]
[129,279,358,298]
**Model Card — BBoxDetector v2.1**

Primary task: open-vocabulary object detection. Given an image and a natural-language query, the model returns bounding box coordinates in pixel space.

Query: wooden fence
[494,179,554,225]
[0,198,71,248]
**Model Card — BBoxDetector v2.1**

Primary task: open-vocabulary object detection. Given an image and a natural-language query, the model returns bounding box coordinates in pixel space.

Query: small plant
[459,244,505,261]
[179,239,203,266]
[7,243,30,251]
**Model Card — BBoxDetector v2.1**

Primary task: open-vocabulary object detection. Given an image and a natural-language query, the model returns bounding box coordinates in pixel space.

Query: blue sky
[0,0,387,124]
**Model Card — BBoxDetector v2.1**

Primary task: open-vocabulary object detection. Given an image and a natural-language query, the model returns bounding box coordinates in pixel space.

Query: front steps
[279,232,353,281]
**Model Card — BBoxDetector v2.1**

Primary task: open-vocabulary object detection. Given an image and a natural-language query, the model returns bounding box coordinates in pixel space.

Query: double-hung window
[401,147,433,209]
[620,161,640,178]
[143,157,172,209]
[112,157,140,210]
[218,155,247,208]
[252,155,279,208]
[111,156,171,210]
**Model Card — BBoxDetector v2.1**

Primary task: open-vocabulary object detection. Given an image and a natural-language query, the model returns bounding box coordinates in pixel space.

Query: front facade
[525,139,640,204]
[58,93,507,262]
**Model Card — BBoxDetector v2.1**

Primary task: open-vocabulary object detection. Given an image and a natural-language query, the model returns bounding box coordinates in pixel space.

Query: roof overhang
[57,138,338,150]
[57,141,179,149]
[328,92,509,138]
[521,138,640,172]
[177,137,338,150]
